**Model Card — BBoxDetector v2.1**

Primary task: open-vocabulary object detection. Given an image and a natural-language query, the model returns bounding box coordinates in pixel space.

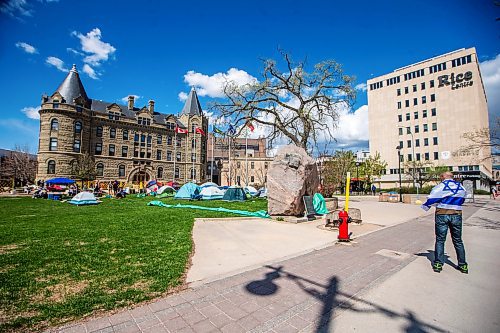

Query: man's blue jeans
[435,214,467,266]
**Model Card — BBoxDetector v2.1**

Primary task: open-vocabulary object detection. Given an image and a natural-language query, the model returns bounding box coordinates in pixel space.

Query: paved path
[51,200,498,333]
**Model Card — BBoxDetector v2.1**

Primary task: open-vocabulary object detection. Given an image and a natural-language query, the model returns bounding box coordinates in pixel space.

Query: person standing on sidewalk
[421,171,468,274]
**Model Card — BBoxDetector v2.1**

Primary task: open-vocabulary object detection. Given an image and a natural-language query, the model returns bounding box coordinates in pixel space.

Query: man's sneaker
[458,264,468,274]
[432,262,443,272]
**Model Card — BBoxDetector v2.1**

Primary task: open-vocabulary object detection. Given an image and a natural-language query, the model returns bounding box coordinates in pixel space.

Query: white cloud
[178,91,188,102]
[20,106,40,120]
[182,68,258,98]
[333,104,369,142]
[66,47,83,56]
[355,83,367,92]
[82,64,98,79]
[120,95,141,104]
[72,28,116,66]
[1,0,33,18]
[480,54,500,125]
[15,41,37,54]
[46,56,68,72]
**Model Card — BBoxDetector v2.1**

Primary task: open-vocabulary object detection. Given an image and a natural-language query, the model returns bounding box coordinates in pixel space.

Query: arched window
[47,160,56,174]
[96,126,103,137]
[191,123,198,133]
[157,167,163,179]
[96,163,104,177]
[191,168,196,180]
[74,121,82,134]
[110,128,116,139]
[51,119,59,131]
[119,165,125,177]
[175,167,180,179]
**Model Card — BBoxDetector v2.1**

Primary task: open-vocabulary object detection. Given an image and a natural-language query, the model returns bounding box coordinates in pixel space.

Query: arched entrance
[132,171,150,183]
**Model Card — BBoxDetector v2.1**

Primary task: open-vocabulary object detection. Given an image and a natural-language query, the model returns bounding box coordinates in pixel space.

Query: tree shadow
[245,265,447,332]
[415,250,457,269]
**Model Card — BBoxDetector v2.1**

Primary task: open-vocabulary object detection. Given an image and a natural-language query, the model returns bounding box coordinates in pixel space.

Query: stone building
[36,65,208,184]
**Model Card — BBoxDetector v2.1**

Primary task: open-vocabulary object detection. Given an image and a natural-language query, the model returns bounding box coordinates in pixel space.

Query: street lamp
[355,161,360,195]
[396,145,402,202]
[397,125,417,192]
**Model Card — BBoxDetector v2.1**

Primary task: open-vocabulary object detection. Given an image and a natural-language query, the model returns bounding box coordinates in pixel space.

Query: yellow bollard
[345,172,351,212]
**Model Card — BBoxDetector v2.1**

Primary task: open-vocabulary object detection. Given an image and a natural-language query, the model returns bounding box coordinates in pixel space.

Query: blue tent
[46,177,76,185]
[174,182,201,199]
[222,186,247,201]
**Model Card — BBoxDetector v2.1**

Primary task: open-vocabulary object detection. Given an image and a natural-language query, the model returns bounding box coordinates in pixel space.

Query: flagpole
[245,127,248,187]
[228,135,231,186]
[173,129,177,183]
[192,130,195,182]
[211,128,214,183]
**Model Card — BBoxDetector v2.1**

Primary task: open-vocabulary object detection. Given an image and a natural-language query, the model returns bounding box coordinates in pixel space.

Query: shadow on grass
[245,265,446,333]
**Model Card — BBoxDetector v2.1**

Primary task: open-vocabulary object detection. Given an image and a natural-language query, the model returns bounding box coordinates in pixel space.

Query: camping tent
[174,182,201,199]
[146,180,157,188]
[222,186,247,201]
[259,187,268,198]
[166,181,181,190]
[200,182,218,188]
[200,186,225,200]
[68,192,99,205]
[157,185,176,195]
[244,186,258,196]
[46,177,76,185]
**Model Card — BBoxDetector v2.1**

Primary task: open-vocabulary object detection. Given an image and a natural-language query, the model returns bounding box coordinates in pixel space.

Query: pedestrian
[421,171,468,273]
[490,186,497,200]
[112,180,119,195]
[371,184,376,196]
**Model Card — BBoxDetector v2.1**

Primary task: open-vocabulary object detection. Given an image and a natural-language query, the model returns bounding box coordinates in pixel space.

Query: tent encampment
[68,192,99,205]
[200,186,225,200]
[157,185,176,195]
[222,186,247,201]
[174,182,201,199]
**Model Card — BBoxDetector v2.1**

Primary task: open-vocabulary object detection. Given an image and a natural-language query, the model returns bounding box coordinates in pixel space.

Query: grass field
[0,196,267,332]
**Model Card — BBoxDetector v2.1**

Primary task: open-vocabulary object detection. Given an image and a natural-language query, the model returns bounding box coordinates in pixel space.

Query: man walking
[421,172,468,274]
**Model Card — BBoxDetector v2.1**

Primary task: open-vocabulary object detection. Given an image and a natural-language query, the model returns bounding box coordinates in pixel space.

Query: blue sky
[0,0,499,153]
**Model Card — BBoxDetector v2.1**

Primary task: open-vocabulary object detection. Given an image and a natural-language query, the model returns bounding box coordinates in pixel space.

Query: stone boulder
[268,145,319,216]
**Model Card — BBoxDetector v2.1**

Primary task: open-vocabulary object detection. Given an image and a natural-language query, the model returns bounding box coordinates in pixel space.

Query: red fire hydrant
[338,210,351,242]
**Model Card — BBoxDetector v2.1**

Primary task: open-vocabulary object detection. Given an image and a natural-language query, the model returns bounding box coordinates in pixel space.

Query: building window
[406,127,411,134]
[434,152,439,160]
[140,151,145,158]
[433,137,438,145]
[157,167,163,179]
[431,108,436,116]
[122,146,128,157]
[251,176,255,182]
[415,139,420,147]
[421,82,426,90]
[430,94,435,102]
[76,106,82,112]
[157,150,162,160]
[430,80,434,88]
[147,135,152,147]
[412,84,417,92]
[415,125,419,133]
[397,89,401,96]
[404,87,408,94]
[405,100,409,107]
[424,138,429,146]
[413,98,418,106]
[49,138,58,151]
[406,113,410,121]
[414,111,418,120]
[157,134,162,144]
[398,128,403,135]
[95,143,102,155]
[47,160,56,174]
[191,168,196,179]
[109,144,115,156]
[397,101,401,109]
[416,153,421,161]
[423,124,428,132]
[96,163,104,177]
[140,134,146,147]
[432,123,437,131]
[74,121,82,134]
[167,151,172,161]
[237,161,241,168]
[175,167,180,178]
[265,162,269,169]
[167,136,172,145]
[96,126,103,137]
[422,110,427,118]
[425,152,430,160]
[399,141,403,149]
[53,102,59,109]
[110,128,116,139]
[119,165,125,177]
[51,119,59,131]
[251,162,255,169]
[191,153,196,162]
[176,152,181,162]
[123,129,129,140]
[398,115,402,122]
[134,150,138,157]
[421,96,426,104]
[407,140,412,148]
[146,152,151,159]
[73,139,81,152]
[407,154,412,161]
[134,133,139,143]
[192,139,196,149]
[176,137,181,147]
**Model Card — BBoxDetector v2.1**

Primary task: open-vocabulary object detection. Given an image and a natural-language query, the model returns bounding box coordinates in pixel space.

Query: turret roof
[54,65,89,104]
[180,88,203,116]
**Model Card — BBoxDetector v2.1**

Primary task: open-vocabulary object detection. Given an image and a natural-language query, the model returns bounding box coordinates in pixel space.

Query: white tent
[245,185,258,196]
[200,186,225,200]
[157,185,176,195]
[69,192,99,205]
[200,182,218,188]
[259,188,268,198]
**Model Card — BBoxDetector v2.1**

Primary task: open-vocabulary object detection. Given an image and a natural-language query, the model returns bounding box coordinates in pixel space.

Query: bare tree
[73,153,96,185]
[212,51,356,151]
[454,117,499,161]
[403,160,448,188]
[322,150,355,194]
[1,145,37,187]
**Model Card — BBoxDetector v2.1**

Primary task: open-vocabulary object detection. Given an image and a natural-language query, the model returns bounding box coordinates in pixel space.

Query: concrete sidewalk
[51,199,498,333]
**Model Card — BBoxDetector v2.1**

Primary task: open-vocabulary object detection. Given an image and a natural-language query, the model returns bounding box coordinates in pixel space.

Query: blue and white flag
[421,179,466,211]
[228,124,236,136]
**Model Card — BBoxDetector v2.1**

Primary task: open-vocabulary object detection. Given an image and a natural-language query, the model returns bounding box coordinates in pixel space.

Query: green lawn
[0,196,267,332]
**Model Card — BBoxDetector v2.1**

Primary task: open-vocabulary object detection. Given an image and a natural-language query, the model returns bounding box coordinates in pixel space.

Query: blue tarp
[148,201,270,218]
[174,182,201,199]
[46,177,76,185]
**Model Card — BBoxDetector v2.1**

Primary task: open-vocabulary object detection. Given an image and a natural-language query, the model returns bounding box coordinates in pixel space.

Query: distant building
[36,65,208,184]
[367,47,492,190]
[356,150,370,163]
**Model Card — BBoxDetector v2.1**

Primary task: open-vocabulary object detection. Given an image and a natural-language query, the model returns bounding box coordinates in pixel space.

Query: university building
[36,65,208,184]
[367,47,492,190]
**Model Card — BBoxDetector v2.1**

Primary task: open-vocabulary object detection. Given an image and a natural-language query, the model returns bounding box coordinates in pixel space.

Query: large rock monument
[267,145,319,216]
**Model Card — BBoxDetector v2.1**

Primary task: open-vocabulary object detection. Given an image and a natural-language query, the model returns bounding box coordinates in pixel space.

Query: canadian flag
[195,127,206,136]
[246,121,255,132]
[175,126,188,134]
